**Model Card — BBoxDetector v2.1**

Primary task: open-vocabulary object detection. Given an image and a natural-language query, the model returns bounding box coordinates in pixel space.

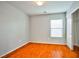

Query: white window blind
[50,19,63,37]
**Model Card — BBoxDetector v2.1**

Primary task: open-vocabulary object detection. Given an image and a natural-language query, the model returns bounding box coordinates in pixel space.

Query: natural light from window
[50,19,63,37]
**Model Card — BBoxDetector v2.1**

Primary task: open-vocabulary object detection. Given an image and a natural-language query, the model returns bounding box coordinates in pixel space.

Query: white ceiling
[7,1,73,16]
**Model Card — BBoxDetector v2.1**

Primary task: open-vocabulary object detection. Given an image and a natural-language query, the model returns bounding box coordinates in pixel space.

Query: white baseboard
[30,41,67,45]
[74,44,79,47]
[0,41,30,58]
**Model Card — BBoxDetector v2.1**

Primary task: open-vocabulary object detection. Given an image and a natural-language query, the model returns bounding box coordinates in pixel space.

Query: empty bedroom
[0,0,79,58]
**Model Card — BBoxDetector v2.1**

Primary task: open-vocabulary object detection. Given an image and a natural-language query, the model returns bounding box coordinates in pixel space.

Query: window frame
[49,19,65,38]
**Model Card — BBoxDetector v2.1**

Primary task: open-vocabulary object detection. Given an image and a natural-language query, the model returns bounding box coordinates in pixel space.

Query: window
[50,19,63,38]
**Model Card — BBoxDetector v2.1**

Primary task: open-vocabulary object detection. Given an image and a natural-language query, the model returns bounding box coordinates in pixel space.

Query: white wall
[0,2,29,56]
[30,13,66,44]
[66,1,79,49]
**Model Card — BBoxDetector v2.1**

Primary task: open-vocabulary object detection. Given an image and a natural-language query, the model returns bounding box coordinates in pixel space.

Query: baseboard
[30,41,67,46]
[0,41,30,58]
[74,44,79,47]
[67,44,74,50]
[66,44,79,51]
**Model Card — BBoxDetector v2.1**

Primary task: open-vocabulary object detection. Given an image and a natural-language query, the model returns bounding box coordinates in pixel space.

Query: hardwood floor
[2,42,79,58]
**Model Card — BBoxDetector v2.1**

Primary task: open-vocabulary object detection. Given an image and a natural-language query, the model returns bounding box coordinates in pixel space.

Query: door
[67,15,73,50]
[72,9,79,49]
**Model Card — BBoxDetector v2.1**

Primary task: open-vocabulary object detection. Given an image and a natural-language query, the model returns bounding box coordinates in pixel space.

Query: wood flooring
[2,42,79,58]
